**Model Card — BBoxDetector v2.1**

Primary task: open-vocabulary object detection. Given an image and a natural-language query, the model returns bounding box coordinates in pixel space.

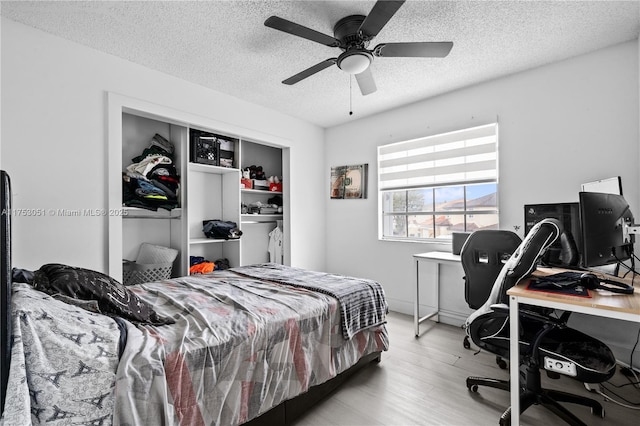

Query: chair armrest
[491,303,565,327]
[519,308,566,326]
[489,303,509,313]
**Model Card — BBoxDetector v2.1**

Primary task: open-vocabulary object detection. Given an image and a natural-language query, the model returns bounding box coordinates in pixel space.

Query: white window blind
[378,123,498,191]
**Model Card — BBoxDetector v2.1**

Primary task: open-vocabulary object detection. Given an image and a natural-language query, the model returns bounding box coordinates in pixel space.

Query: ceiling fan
[264,0,453,96]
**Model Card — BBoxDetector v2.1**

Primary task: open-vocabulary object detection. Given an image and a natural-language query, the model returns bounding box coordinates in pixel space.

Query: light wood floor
[294,311,640,426]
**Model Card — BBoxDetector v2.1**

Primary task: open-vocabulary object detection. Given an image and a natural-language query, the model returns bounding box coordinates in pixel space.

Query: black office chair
[464,219,617,426]
[460,229,522,358]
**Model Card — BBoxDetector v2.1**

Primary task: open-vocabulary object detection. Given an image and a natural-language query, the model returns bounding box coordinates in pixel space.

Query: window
[378,123,498,241]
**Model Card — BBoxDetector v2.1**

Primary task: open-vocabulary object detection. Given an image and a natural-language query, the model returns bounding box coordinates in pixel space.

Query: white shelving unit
[108,93,289,281]
[240,141,284,265]
[186,162,240,268]
[119,112,187,278]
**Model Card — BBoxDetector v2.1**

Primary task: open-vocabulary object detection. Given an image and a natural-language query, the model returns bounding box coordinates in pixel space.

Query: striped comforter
[231,263,388,340]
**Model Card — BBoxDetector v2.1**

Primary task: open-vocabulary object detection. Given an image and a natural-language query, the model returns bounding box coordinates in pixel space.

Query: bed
[0,170,389,425]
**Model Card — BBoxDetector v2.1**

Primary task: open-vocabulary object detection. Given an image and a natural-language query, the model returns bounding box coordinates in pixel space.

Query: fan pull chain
[349,76,353,116]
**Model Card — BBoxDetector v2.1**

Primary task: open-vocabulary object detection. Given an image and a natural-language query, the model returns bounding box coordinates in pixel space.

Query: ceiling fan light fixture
[337,50,372,74]
[265,1,453,95]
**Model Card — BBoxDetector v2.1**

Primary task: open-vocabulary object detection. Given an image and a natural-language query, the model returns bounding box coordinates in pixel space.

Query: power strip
[544,357,577,377]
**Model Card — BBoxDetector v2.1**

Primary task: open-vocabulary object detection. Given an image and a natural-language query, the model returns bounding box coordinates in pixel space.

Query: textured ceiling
[2,1,639,128]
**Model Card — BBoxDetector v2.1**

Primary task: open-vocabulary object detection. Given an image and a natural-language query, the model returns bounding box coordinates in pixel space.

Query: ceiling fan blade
[265,16,340,47]
[355,68,377,96]
[358,0,405,39]
[282,58,337,85]
[374,42,453,58]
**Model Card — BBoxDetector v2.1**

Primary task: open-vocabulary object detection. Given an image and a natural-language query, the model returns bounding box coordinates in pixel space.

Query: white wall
[325,40,640,367]
[0,18,327,272]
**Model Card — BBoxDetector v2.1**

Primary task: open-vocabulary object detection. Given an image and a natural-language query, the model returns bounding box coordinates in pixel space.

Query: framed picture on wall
[330,164,368,199]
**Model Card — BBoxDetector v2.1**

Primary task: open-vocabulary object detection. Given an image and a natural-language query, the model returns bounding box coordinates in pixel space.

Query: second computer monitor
[524,202,582,267]
[579,191,634,268]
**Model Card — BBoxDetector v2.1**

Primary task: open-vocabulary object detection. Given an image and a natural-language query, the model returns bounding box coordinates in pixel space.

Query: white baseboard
[386,298,469,328]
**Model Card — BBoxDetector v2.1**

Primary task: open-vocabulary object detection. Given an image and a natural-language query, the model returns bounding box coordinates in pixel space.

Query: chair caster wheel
[463,336,471,349]
[465,377,479,392]
[496,357,507,370]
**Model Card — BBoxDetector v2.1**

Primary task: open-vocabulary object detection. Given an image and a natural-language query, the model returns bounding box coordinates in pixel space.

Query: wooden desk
[507,268,640,425]
[413,252,461,337]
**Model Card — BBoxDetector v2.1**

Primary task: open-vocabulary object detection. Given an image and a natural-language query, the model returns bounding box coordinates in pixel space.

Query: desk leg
[414,258,420,337]
[415,259,440,337]
[433,262,440,323]
[509,295,520,426]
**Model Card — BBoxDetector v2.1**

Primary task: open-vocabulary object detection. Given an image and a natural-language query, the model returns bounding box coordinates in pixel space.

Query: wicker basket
[122,261,173,286]
[122,243,179,286]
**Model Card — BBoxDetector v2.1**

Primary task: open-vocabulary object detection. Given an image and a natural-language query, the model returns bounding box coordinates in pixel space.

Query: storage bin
[190,129,237,167]
[218,137,235,168]
[122,243,179,285]
[190,129,219,165]
[123,261,174,286]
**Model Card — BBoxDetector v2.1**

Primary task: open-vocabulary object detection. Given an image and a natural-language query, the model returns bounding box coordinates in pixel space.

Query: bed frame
[0,169,381,424]
[1,171,11,416]
[247,351,381,425]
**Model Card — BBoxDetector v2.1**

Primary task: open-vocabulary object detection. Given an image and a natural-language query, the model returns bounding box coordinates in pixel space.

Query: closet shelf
[241,188,282,195]
[242,214,282,220]
[123,207,182,219]
[189,237,240,245]
[189,163,239,175]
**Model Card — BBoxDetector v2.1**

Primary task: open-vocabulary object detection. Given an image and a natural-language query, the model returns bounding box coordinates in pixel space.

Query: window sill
[379,237,452,245]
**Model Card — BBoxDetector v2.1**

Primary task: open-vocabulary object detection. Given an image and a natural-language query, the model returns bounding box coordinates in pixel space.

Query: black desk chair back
[460,229,521,357]
[461,230,522,309]
[463,218,617,426]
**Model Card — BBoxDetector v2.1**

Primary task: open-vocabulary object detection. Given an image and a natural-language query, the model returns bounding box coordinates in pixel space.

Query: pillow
[33,263,173,325]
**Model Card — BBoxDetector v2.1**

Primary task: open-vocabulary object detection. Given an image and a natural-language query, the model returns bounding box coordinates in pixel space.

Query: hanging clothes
[268,225,283,264]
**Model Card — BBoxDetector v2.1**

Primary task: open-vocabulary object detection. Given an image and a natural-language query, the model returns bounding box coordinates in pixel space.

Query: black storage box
[190,129,237,167]
[190,129,218,165]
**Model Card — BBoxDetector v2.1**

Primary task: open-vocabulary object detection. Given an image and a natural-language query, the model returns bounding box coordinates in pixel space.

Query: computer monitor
[581,176,622,196]
[524,203,581,267]
[579,191,635,268]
